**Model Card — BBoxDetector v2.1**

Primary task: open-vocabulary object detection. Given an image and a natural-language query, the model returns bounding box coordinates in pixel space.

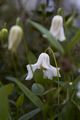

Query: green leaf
[16,94,24,108]
[59,101,80,120]
[32,83,45,96]
[4,83,14,96]
[28,20,64,54]
[27,50,37,64]
[7,77,44,109]
[0,86,10,120]
[19,108,40,120]
[66,30,80,52]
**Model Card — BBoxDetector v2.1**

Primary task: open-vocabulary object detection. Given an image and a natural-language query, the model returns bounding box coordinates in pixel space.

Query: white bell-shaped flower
[8,25,23,53]
[50,15,66,41]
[26,53,61,80]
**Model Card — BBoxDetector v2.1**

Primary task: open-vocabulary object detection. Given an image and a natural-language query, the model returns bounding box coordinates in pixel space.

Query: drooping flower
[45,0,54,13]
[26,53,61,80]
[8,25,23,53]
[50,15,66,41]
[0,28,8,41]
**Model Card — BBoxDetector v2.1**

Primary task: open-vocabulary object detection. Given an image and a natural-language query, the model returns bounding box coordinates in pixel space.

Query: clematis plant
[26,53,61,80]
[50,15,66,41]
[8,25,23,53]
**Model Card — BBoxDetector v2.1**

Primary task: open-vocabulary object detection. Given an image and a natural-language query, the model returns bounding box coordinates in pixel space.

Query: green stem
[45,47,60,116]
[11,53,18,78]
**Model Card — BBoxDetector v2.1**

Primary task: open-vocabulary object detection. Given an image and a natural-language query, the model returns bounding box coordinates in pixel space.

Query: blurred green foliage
[0,1,80,120]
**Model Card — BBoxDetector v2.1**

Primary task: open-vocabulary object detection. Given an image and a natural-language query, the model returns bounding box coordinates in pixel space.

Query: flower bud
[8,25,23,53]
[16,17,23,28]
[57,8,64,16]
[50,15,66,41]
[0,28,8,41]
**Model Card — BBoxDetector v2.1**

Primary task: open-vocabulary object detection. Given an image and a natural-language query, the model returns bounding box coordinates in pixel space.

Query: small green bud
[0,28,8,41]
[16,17,23,28]
[57,8,64,16]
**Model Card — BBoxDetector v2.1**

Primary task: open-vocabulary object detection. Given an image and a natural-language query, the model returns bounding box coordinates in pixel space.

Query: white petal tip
[60,38,66,42]
[25,77,32,80]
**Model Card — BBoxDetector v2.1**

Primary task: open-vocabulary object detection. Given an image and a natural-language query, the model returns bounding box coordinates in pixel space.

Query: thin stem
[11,53,18,78]
[43,87,56,95]
[49,48,60,104]
[71,99,80,111]
[15,52,25,76]
[45,47,60,117]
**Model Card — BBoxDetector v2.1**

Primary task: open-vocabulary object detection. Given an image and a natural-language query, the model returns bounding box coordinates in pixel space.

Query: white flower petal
[25,65,33,80]
[25,64,38,80]
[50,15,66,41]
[43,69,53,80]
[37,53,50,69]
[43,66,61,80]
[59,27,66,41]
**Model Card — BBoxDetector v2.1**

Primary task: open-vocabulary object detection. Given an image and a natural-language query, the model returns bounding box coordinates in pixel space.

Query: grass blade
[0,86,10,120]
[28,20,64,54]
[66,30,80,52]
[19,108,40,120]
[7,77,44,109]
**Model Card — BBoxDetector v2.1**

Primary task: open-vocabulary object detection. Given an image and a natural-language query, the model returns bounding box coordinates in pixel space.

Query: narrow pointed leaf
[16,94,24,108]
[28,20,64,54]
[19,108,40,120]
[4,83,14,96]
[7,77,44,109]
[59,101,80,120]
[0,86,10,120]
[66,30,80,52]
[27,50,37,64]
